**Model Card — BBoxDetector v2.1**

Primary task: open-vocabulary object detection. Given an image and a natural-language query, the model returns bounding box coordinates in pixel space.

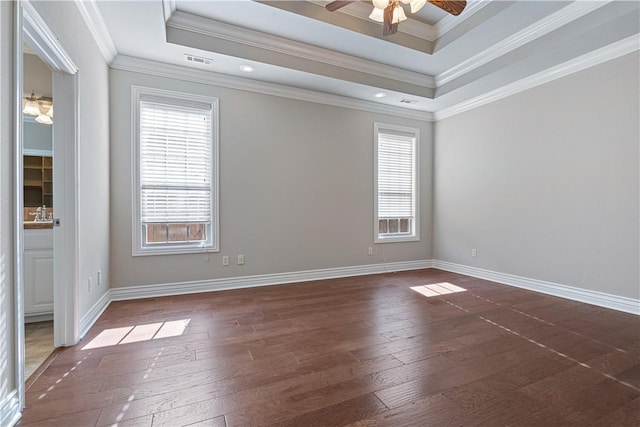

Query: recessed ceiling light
[374,92,386,98]
[239,65,254,72]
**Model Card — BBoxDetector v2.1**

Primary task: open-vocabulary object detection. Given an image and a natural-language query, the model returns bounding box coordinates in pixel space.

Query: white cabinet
[24,229,53,317]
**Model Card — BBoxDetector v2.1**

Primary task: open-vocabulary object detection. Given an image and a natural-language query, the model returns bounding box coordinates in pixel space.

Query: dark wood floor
[18,269,640,426]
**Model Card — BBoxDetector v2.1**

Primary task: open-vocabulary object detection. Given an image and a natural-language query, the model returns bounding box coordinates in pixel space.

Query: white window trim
[374,122,420,243]
[131,86,220,256]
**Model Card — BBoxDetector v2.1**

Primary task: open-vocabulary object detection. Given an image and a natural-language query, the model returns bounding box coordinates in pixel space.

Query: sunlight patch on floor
[410,282,467,298]
[82,319,191,350]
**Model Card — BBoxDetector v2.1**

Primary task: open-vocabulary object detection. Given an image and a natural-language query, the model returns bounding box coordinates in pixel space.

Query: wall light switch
[222,256,229,266]
[97,270,102,285]
[238,254,245,265]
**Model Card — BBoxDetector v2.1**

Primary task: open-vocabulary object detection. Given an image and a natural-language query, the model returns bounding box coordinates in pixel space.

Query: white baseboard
[0,390,21,427]
[111,260,434,301]
[433,260,640,315]
[79,258,637,340]
[79,289,112,339]
[25,313,53,323]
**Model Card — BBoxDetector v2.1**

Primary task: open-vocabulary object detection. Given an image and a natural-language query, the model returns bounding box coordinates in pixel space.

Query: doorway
[21,46,56,385]
[15,0,80,411]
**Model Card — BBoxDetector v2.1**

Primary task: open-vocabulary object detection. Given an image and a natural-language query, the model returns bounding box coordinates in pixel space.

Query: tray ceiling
[95,0,639,117]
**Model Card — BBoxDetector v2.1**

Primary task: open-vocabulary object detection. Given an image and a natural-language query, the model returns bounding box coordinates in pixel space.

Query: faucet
[31,207,42,221]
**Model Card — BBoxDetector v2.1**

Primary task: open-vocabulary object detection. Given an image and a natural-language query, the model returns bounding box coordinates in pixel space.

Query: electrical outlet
[368,247,373,256]
[88,276,93,292]
[222,256,229,266]
[472,248,477,257]
[97,270,102,286]
[238,254,245,265]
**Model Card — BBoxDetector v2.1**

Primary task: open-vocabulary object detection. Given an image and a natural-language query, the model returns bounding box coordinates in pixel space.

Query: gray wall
[23,53,51,98]
[24,121,51,152]
[31,1,110,317]
[434,52,640,299]
[109,69,433,288]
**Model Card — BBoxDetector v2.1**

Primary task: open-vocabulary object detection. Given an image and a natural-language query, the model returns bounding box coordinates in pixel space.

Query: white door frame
[14,0,80,410]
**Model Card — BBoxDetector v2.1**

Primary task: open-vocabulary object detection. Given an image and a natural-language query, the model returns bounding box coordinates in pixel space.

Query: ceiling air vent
[399,99,419,104]
[184,54,213,66]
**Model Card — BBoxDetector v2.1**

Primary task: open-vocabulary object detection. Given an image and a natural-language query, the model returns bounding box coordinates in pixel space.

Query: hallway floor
[25,321,55,382]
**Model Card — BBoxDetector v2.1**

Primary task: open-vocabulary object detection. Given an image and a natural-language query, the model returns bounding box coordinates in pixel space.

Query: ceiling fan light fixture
[372,0,389,9]
[327,0,467,36]
[369,7,385,23]
[409,0,427,13]
[392,3,407,23]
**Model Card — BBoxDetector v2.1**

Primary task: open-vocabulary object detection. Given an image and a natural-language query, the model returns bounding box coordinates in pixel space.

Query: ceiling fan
[325,0,467,36]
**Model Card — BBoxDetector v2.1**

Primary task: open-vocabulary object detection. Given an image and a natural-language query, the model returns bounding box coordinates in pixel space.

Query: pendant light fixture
[22,91,41,116]
[23,90,53,125]
[35,104,53,125]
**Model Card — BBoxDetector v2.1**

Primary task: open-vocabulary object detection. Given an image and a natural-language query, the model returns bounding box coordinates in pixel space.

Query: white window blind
[139,100,212,224]
[378,130,415,219]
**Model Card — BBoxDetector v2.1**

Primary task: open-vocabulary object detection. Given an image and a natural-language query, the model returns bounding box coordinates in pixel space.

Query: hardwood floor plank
[265,393,387,427]
[184,415,227,427]
[592,396,640,426]
[343,392,469,427]
[375,340,549,409]
[98,414,154,427]
[18,408,101,427]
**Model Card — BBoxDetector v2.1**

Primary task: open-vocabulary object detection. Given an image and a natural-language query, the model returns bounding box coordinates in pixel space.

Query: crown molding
[109,33,638,126]
[168,10,435,89]
[434,0,491,37]
[435,0,611,86]
[110,55,434,122]
[73,0,117,64]
[435,35,639,121]
[162,0,177,23]
[22,0,78,74]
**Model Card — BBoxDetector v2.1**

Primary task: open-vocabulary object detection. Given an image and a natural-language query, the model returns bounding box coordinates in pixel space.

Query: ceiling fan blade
[428,0,466,16]
[325,0,357,12]
[382,4,398,36]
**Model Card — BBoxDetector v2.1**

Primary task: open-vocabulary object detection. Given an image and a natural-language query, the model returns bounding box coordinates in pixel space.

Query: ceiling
[94,0,639,118]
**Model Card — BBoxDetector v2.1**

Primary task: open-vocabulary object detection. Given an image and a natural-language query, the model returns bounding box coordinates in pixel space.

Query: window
[132,87,219,255]
[374,123,419,243]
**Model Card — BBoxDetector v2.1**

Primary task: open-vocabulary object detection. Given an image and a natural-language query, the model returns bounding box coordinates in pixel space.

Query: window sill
[132,245,219,257]
[375,235,420,244]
